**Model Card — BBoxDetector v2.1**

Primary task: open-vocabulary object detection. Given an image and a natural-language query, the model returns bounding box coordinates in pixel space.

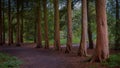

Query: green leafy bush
[102,53,120,68]
[0,52,22,68]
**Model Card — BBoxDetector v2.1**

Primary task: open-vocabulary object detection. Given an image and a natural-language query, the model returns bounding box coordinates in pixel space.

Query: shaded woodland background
[0,0,119,47]
[0,0,120,64]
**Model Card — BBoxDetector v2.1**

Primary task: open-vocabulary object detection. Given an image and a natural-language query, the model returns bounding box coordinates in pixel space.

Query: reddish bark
[91,0,109,62]
[65,0,72,53]
[43,0,49,49]
[78,0,88,56]
[53,0,61,50]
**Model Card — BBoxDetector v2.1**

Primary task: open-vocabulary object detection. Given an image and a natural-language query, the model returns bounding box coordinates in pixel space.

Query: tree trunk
[34,20,37,43]
[0,0,2,45]
[2,0,5,44]
[36,1,42,48]
[87,0,94,49]
[53,0,61,50]
[43,0,49,49]
[65,0,72,53]
[91,0,109,62]
[115,0,120,50]
[8,0,13,45]
[78,0,88,56]
[20,0,24,43]
[16,0,21,46]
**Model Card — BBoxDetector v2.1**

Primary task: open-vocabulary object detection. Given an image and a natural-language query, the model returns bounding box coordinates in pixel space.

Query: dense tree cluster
[0,0,120,62]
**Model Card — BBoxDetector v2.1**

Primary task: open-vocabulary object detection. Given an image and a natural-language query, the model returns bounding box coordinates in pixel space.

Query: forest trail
[0,44,108,68]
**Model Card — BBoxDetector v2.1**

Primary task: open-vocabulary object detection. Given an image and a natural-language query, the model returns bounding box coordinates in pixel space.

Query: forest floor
[0,43,120,68]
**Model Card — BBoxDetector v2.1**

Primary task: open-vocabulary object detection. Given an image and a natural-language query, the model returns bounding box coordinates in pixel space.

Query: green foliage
[0,52,22,68]
[102,53,120,68]
[49,38,80,45]
[2,0,118,46]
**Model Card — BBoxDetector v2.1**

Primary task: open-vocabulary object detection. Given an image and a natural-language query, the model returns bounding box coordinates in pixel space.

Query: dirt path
[0,44,109,68]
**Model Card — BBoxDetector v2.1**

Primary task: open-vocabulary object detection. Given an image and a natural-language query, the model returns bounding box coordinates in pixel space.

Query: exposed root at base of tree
[77,50,88,57]
[89,56,108,63]
[78,53,91,58]
[65,49,70,53]
[65,47,71,53]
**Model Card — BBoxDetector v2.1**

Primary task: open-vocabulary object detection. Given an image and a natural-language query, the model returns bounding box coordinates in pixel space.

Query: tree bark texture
[78,0,88,56]
[43,0,49,49]
[91,0,109,62]
[36,1,42,48]
[16,0,21,46]
[65,0,73,53]
[20,0,24,43]
[2,0,5,44]
[8,0,13,45]
[54,0,61,50]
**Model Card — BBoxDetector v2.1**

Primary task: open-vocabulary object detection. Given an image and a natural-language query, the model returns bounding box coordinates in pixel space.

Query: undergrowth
[102,53,120,68]
[0,52,22,68]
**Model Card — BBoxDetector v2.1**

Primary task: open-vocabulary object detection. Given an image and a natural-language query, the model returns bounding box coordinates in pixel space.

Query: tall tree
[36,0,42,48]
[115,0,120,50]
[91,0,109,62]
[65,0,72,53]
[43,0,49,49]
[8,0,13,45]
[16,0,21,46]
[20,0,24,43]
[34,11,37,43]
[53,0,61,50]
[2,0,5,44]
[0,0,2,45]
[78,0,88,56]
[87,0,94,49]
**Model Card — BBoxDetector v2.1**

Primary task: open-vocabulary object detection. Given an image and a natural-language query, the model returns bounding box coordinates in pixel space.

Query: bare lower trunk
[20,1,24,43]
[8,0,13,45]
[20,18,23,43]
[16,0,21,46]
[87,0,94,49]
[78,0,88,56]
[36,1,42,48]
[65,0,72,53]
[54,0,61,50]
[43,0,49,49]
[34,20,37,43]
[2,0,5,44]
[91,0,109,62]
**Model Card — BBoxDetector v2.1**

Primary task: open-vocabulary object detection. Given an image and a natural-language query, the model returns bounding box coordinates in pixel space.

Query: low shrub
[0,52,22,68]
[102,53,120,68]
